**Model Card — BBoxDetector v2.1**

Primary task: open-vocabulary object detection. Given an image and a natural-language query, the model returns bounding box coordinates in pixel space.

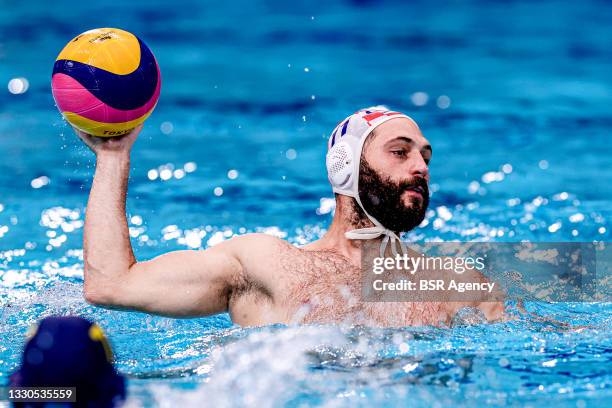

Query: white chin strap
[345,226,406,258]
[342,194,407,258]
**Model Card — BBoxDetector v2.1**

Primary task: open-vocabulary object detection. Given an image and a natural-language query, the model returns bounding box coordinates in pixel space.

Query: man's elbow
[83,281,118,306]
[82,264,125,307]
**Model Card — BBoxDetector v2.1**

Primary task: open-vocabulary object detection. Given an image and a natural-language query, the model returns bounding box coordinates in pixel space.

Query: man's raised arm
[76,125,245,317]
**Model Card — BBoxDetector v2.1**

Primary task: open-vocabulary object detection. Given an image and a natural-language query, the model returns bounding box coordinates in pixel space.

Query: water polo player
[75,106,504,326]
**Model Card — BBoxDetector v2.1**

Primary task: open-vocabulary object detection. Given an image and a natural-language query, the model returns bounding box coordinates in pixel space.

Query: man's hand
[73,124,143,155]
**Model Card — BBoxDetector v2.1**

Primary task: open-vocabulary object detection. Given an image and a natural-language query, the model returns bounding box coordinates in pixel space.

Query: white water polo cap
[326,106,418,257]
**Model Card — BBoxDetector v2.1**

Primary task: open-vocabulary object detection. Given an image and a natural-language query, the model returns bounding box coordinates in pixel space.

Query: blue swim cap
[10,316,125,407]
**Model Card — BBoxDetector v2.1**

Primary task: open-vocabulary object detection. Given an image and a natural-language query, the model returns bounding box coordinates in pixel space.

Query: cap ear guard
[326,140,355,194]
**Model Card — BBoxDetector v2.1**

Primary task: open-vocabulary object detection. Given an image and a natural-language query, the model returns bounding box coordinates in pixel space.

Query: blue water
[1,0,611,406]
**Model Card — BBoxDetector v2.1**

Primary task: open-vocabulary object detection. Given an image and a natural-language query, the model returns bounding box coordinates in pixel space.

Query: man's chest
[278,251,452,326]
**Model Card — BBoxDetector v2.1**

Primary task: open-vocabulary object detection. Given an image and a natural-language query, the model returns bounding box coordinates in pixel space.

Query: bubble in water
[159,169,172,181]
[286,149,297,160]
[553,192,569,201]
[147,169,159,180]
[482,171,504,184]
[436,206,452,221]
[31,176,50,189]
[184,230,202,249]
[207,231,225,246]
[173,169,185,179]
[569,213,584,223]
[436,95,451,109]
[507,198,521,207]
[184,162,197,173]
[411,92,429,106]
[160,121,174,135]
[316,197,335,215]
[8,77,29,94]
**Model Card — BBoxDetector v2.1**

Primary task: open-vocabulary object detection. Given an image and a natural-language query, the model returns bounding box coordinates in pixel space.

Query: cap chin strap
[345,226,406,258]
[339,189,407,258]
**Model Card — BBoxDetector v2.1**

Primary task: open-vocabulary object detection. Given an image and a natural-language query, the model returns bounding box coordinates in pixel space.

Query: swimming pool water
[0,0,611,406]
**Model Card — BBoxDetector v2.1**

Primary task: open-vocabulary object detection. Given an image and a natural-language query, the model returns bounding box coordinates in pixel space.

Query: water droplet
[130,215,143,226]
[548,222,562,233]
[568,213,584,223]
[436,95,451,109]
[159,169,172,181]
[160,121,174,135]
[8,77,29,94]
[184,162,197,173]
[286,149,297,160]
[410,91,429,106]
[31,176,50,189]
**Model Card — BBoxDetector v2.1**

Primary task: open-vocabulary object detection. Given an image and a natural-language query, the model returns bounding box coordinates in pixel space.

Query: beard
[354,159,430,233]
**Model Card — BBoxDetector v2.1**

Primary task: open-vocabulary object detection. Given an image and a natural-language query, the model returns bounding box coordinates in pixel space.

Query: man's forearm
[83,152,136,292]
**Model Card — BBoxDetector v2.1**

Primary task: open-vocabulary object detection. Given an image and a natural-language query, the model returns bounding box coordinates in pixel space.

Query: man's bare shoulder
[224,233,295,257]
[221,233,299,280]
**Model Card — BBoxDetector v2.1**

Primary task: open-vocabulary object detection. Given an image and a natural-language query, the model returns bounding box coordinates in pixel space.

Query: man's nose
[410,154,429,181]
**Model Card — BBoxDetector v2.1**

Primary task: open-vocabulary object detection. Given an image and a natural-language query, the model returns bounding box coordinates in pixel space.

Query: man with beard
[78,107,504,326]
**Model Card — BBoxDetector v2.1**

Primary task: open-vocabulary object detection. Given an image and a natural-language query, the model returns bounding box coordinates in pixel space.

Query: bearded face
[356,158,429,233]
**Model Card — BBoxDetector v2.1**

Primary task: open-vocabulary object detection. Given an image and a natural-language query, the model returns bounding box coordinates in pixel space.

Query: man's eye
[391,150,406,157]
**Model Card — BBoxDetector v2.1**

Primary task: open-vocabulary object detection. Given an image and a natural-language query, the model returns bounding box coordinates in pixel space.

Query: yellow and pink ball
[52,28,161,137]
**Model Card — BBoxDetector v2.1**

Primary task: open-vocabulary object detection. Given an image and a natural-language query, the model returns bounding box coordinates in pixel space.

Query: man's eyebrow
[385,136,432,154]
